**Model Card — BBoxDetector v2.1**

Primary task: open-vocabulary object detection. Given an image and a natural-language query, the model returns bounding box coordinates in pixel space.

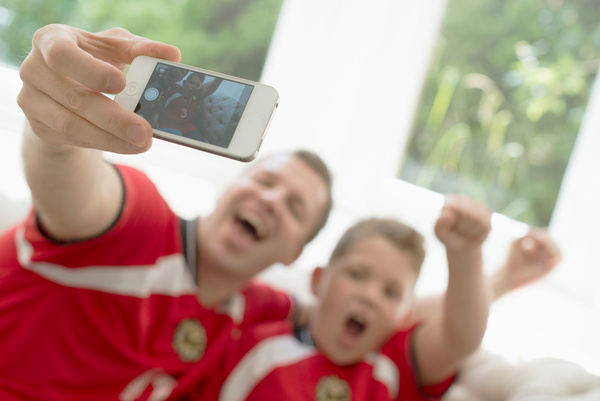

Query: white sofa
[446,350,600,401]
[194,93,245,147]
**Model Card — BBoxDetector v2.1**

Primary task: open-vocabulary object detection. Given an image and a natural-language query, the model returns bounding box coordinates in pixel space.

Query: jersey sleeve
[383,325,456,400]
[241,281,296,325]
[23,164,182,268]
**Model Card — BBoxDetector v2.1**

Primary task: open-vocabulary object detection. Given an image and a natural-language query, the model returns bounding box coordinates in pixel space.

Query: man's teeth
[238,211,267,239]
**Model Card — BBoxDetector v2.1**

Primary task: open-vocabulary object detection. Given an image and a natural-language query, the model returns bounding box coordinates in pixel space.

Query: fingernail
[128,143,148,152]
[127,124,147,147]
[106,74,125,93]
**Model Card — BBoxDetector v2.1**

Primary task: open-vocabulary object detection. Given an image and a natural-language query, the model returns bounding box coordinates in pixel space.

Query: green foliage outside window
[400,0,600,227]
[0,0,283,80]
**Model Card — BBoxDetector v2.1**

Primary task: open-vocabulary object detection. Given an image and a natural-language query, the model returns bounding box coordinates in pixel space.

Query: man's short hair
[290,150,333,245]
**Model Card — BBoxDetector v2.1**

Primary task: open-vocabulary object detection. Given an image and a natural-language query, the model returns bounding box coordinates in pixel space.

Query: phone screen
[134,63,254,149]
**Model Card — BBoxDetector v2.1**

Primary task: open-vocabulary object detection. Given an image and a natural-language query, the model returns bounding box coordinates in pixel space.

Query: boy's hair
[290,150,333,245]
[329,218,425,275]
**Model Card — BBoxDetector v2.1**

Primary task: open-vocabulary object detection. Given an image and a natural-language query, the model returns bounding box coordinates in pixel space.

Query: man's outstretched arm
[17,24,180,240]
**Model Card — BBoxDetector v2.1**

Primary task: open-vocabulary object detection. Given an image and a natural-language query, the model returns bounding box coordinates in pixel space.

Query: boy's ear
[311,266,324,296]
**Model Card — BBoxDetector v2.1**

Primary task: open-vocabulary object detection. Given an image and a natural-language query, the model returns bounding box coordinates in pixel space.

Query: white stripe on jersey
[365,351,400,399]
[164,92,182,108]
[15,227,197,297]
[219,335,318,401]
[219,334,401,401]
[119,368,177,401]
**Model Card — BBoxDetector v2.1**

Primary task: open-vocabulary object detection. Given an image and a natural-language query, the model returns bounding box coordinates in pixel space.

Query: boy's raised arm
[413,194,492,385]
[409,228,561,323]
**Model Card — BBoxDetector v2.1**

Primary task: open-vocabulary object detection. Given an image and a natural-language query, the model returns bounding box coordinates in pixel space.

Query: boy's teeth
[353,314,366,325]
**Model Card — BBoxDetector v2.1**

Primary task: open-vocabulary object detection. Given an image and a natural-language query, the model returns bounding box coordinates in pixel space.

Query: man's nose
[259,186,286,208]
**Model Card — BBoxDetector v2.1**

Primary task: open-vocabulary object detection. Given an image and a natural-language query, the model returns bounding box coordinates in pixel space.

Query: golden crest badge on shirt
[315,375,352,401]
[172,318,207,362]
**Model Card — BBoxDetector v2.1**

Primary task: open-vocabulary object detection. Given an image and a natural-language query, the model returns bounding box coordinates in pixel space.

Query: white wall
[0,65,29,229]
[548,73,600,309]
[260,0,449,181]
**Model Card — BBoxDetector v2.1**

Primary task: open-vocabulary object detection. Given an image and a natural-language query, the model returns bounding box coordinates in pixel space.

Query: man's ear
[311,266,324,296]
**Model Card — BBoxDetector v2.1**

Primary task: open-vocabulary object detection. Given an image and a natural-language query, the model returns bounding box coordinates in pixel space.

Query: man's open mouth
[236,210,268,240]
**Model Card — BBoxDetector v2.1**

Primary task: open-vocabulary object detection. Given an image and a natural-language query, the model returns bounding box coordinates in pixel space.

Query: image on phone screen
[134,62,254,149]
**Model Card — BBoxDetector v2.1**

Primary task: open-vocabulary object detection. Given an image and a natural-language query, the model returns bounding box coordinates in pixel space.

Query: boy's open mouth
[346,314,366,336]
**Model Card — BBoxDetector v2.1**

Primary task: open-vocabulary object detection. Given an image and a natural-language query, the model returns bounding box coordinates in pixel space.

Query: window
[0,0,283,80]
[399,0,600,227]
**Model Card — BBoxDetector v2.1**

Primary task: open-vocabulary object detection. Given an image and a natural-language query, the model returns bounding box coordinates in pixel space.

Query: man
[2,24,332,401]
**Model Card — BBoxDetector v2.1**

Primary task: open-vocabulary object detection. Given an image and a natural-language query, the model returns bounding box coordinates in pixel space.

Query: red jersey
[211,321,454,401]
[0,164,293,401]
[162,92,197,134]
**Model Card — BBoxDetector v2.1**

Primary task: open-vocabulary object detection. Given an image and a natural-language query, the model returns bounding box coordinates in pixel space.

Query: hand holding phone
[115,56,279,161]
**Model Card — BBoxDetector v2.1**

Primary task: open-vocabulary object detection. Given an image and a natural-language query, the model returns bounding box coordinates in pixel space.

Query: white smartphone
[114,56,279,162]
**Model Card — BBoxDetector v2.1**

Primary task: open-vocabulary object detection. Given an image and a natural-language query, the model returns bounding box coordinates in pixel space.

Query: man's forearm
[22,123,123,241]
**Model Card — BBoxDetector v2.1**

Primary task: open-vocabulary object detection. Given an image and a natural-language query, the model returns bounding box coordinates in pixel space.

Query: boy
[203,194,491,401]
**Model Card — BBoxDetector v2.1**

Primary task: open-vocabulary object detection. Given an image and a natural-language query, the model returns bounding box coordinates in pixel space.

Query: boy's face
[183,75,203,97]
[310,235,418,366]
[201,154,329,280]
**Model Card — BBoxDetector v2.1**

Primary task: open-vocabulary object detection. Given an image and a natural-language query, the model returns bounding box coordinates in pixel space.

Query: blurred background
[0,0,599,380]
[1,0,598,228]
